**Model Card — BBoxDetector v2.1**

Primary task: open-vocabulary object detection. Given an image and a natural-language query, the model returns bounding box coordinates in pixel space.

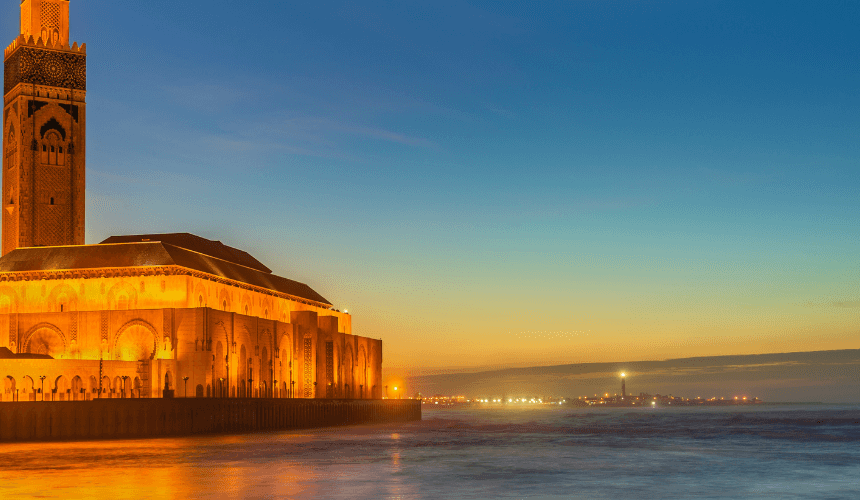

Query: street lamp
[249,378,253,398]
[121,376,129,398]
[39,375,46,402]
[394,386,398,399]
[219,377,225,398]
[182,376,189,397]
[385,385,388,398]
[620,373,626,400]
[290,380,295,398]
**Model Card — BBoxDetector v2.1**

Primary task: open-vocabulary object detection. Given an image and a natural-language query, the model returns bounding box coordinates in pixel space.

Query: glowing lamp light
[621,373,626,377]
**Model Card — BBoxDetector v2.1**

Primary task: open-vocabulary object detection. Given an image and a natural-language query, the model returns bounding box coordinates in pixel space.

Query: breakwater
[0,398,421,442]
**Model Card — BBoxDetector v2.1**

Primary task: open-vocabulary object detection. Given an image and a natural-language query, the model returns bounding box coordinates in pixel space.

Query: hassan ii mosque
[0,0,383,402]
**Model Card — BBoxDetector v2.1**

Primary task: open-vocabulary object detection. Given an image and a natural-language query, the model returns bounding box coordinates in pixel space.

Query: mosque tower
[3,0,86,255]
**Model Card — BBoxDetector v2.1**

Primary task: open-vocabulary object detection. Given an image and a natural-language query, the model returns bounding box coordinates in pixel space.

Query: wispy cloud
[800,298,860,308]
[267,116,434,148]
[831,300,860,308]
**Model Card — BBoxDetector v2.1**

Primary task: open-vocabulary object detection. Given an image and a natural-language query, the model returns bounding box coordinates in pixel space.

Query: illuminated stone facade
[0,2,382,401]
[0,234,382,401]
[4,0,86,255]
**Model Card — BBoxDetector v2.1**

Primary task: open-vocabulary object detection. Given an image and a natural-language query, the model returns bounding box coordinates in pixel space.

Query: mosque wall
[0,305,380,400]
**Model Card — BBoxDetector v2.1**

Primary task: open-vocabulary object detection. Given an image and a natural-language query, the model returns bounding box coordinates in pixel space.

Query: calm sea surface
[0,404,857,499]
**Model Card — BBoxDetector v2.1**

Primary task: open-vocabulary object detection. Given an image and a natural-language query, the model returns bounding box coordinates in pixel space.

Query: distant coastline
[404,348,860,404]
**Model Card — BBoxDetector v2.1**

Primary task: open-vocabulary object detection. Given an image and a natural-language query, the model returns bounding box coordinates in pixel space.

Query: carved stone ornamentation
[303,336,313,397]
[4,46,86,94]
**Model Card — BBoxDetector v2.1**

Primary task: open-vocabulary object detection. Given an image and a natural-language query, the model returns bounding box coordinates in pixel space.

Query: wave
[417,408,860,443]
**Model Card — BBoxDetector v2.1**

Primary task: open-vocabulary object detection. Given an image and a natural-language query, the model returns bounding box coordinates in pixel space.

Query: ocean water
[0,404,857,499]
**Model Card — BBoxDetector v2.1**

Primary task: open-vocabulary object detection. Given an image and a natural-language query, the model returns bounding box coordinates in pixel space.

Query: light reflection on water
[0,404,858,499]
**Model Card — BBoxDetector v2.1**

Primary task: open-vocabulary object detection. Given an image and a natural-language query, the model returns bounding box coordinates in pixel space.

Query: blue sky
[3,1,857,370]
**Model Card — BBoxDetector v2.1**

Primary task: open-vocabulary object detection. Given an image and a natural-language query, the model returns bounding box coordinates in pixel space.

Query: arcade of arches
[0,305,382,401]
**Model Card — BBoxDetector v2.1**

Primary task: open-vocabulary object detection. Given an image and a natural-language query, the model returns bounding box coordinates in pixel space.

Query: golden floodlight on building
[0,0,383,403]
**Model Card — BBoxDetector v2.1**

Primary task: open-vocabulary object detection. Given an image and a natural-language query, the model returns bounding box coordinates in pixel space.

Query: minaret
[2,0,86,255]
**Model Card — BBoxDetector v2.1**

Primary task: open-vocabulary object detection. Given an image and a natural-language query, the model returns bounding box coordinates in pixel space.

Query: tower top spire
[20,0,70,46]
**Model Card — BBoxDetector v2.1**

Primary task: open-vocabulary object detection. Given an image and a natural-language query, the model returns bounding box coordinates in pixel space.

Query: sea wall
[0,398,421,442]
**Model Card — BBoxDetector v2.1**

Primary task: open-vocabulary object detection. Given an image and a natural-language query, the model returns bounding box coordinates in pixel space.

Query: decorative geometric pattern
[21,322,66,355]
[112,319,160,361]
[70,311,77,341]
[163,309,173,344]
[41,2,61,30]
[303,337,312,398]
[114,324,157,361]
[8,314,17,348]
[4,47,86,95]
[100,310,108,341]
[29,137,74,246]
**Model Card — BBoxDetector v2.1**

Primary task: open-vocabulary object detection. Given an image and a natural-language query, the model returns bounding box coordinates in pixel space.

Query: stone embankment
[0,398,421,442]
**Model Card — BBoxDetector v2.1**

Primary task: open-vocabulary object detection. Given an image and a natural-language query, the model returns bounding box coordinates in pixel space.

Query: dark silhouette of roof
[0,234,331,306]
[0,347,53,359]
[100,233,271,273]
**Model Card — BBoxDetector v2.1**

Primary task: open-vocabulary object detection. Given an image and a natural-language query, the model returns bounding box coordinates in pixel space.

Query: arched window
[57,293,68,313]
[41,131,65,166]
[5,127,16,172]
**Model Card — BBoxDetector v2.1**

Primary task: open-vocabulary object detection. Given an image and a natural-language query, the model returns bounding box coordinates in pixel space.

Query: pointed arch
[0,285,20,314]
[357,345,367,399]
[192,281,208,308]
[39,117,66,141]
[343,343,355,398]
[21,322,66,357]
[239,344,248,397]
[112,319,160,361]
[106,281,138,310]
[218,288,231,311]
[240,292,252,316]
[47,283,78,312]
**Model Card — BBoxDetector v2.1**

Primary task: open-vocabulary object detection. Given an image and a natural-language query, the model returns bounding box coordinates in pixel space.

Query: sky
[408,349,860,403]
[3,1,858,372]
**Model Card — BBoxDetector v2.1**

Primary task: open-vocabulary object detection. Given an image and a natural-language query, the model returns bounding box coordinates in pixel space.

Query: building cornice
[0,265,334,310]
